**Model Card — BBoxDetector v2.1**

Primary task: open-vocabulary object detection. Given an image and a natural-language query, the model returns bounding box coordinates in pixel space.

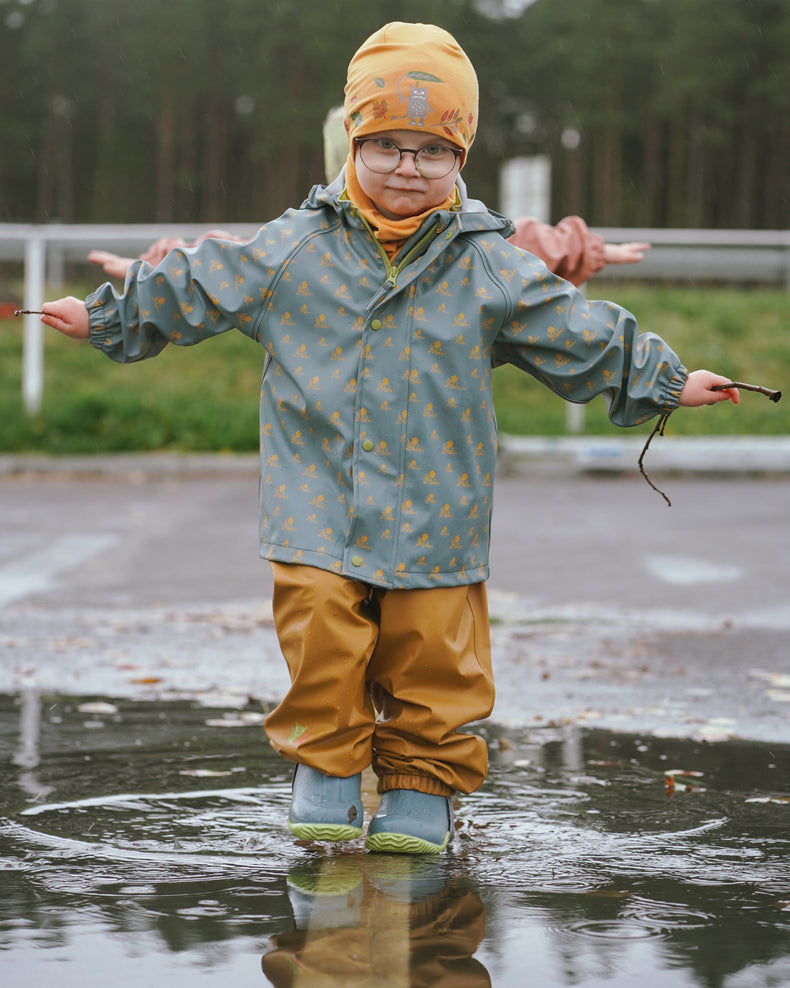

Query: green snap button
[370,319,382,330]
[351,555,363,567]
[362,439,374,452]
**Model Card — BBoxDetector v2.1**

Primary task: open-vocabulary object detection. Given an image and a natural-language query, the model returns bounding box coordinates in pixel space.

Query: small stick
[638,412,673,507]
[711,381,782,402]
[640,379,782,506]
[14,308,45,316]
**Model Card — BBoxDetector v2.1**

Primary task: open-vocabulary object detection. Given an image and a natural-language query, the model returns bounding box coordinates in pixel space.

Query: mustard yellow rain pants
[264,562,495,797]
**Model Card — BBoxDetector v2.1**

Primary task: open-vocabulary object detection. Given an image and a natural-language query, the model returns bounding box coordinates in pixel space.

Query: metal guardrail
[592,227,790,288]
[2,223,789,414]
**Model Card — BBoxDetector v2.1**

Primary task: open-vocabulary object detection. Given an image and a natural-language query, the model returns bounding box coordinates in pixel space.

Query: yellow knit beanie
[344,22,478,157]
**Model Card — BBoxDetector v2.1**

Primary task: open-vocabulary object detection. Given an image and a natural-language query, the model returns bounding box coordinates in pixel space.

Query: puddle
[1,693,789,987]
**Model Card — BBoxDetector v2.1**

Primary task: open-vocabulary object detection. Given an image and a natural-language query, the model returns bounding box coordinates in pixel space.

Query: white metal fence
[2,223,789,415]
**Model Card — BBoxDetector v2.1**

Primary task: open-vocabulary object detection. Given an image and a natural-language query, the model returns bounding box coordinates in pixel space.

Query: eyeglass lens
[358,140,458,178]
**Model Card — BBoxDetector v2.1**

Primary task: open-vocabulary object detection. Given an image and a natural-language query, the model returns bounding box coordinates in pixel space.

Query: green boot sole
[288,820,363,842]
[365,829,449,855]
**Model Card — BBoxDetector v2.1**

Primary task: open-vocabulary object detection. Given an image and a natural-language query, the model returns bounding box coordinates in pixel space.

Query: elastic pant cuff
[377,774,454,797]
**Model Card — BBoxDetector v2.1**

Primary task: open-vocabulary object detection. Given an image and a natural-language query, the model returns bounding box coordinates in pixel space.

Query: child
[42,22,738,855]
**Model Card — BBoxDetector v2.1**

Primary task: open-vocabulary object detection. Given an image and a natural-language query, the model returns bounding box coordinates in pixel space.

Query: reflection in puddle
[0,693,788,987]
[263,855,488,986]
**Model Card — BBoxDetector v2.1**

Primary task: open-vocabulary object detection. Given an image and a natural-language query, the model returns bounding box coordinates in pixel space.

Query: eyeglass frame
[353,137,463,178]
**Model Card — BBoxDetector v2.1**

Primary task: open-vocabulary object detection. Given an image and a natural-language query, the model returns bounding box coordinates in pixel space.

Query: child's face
[354,129,462,220]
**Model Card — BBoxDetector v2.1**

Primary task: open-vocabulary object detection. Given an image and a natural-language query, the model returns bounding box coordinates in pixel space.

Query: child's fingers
[702,381,739,405]
[705,375,740,404]
[714,386,739,404]
[40,308,69,334]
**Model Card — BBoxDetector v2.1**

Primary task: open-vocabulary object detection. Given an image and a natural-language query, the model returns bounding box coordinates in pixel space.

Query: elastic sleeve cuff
[662,364,689,411]
[86,286,114,351]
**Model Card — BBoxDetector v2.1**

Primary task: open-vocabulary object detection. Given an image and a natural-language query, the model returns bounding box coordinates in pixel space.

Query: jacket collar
[305,168,515,239]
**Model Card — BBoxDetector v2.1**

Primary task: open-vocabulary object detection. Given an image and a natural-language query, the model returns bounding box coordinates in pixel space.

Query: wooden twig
[638,412,673,507]
[639,379,781,506]
[14,309,45,316]
[711,381,782,402]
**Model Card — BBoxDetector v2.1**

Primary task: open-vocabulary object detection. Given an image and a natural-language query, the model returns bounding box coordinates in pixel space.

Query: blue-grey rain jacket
[87,175,688,589]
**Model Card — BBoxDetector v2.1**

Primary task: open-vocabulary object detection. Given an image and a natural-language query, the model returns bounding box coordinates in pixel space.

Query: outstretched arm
[509,217,651,286]
[88,231,243,280]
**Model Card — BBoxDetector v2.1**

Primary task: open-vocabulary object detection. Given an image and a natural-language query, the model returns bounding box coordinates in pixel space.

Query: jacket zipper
[354,210,443,311]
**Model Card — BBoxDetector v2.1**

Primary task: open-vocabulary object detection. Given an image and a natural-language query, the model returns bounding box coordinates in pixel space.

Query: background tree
[0,0,787,228]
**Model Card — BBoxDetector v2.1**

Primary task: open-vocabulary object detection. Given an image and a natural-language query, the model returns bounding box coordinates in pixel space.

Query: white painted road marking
[643,554,742,586]
[0,534,117,606]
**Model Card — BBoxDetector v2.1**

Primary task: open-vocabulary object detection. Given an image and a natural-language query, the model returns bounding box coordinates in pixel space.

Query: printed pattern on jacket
[87,182,687,589]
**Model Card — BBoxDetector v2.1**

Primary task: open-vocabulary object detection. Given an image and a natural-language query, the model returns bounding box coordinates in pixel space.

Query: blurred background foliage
[1,0,788,229]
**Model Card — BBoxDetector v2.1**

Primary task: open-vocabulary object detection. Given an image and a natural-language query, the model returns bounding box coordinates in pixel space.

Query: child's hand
[41,297,90,340]
[139,236,188,266]
[602,241,651,265]
[678,370,740,407]
[88,249,135,279]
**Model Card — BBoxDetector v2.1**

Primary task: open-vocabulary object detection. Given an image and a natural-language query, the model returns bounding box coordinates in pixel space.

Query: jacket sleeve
[491,254,687,428]
[507,215,606,286]
[86,227,276,363]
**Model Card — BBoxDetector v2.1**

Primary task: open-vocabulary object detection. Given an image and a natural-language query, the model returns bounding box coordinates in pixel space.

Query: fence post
[22,234,46,415]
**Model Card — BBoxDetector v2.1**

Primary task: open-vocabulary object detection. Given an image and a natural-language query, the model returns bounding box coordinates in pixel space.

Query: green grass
[1,284,787,454]
[0,323,263,454]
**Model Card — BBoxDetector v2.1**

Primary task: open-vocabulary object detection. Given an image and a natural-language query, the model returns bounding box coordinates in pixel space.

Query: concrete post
[22,235,46,415]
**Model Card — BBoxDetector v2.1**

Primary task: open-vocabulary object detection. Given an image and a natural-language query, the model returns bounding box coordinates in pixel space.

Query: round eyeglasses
[354,137,463,179]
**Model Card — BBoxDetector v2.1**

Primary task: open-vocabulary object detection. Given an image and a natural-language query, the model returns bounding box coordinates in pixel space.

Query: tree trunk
[176,102,199,222]
[666,122,686,226]
[561,143,584,217]
[735,131,758,228]
[591,125,622,225]
[203,97,230,221]
[642,121,662,226]
[156,101,176,222]
[685,123,705,227]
